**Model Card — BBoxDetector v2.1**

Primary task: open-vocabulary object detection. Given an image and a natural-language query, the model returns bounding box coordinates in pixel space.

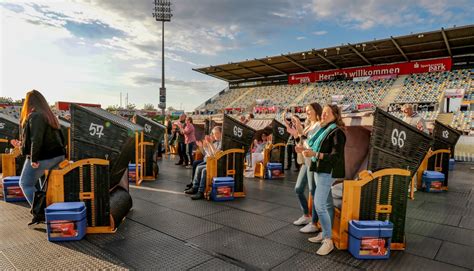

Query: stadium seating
[451,111,474,132]
[300,79,395,107]
[394,70,470,104]
[202,87,251,111]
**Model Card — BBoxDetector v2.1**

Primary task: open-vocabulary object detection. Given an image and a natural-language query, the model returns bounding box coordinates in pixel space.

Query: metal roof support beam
[235,64,266,77]
[347,43,372,65]
[441,27,452,57]
[254,59,287,75]
[390,36,409,61]
[281,55,312,72]
[212,66,246,80]
[314,50,339,69]
[192,68,230,82]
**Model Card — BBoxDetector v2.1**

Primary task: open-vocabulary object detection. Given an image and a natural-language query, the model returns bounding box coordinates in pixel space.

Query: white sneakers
[299,223,318,233]
[316,238,334,256]
[308,232,323,243]
[293,215,311,226]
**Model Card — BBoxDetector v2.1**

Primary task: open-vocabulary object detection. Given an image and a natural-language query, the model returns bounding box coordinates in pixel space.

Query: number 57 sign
[89,123,105,138]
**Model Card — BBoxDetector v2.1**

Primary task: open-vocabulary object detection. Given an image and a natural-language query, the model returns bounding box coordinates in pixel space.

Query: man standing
[175,114,187,165]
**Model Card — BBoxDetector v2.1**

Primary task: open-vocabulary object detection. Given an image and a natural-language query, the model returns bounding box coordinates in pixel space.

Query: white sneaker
[299,223,318,233]
[316,238,334,256]
[293,215,311,226]
[308,232,323,243]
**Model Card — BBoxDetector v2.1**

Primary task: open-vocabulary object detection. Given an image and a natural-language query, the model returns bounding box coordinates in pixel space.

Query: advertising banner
[288,58,452,84]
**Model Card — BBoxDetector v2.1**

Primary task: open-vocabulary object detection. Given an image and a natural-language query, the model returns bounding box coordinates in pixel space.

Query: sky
[1,0,473,111]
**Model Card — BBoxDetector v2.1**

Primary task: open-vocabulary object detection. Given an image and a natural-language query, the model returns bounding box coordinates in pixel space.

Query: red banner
[288,57,452,84]
[55,101,101,111]
[288,73,316,84]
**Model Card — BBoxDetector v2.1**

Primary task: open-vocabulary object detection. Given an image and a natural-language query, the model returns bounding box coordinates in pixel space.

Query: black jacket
[310,124,346,178]
[21,112,65,162]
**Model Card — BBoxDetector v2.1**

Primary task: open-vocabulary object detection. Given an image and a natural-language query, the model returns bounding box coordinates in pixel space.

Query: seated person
[244,132,271,178]
[185,126,222,200]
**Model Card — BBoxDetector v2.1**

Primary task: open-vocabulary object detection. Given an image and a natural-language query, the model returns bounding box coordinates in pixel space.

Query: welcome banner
[288,57,452,84]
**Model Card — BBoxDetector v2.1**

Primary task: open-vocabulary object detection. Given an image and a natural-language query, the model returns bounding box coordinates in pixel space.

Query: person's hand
[204,135,213,143]
[196,140,203,148]
[31,162,39,168]
[292,116,302,130]
[302,149,315,158]
[295,145,305,153]
[10,139,21,147]
[416,121,424,131]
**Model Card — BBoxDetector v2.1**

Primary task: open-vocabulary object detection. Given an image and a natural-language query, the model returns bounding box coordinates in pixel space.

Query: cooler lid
[213,177,234,183]
[2,176,20,183]
[46,202,86,213]
[267,162,282,167]
[350,220,393,229]
[423,170,445,178]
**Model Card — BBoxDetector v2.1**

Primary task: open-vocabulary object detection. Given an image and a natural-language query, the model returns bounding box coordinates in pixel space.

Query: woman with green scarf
[302,104,346,256]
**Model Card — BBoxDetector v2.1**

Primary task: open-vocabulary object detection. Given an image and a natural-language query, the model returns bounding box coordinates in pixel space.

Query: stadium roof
[193,24,474,82]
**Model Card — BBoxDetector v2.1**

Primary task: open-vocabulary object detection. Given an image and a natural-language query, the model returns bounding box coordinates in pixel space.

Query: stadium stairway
[437,113,454,126]
[290,84,316,107]
[226,87,254,108]
[380,75,408,109]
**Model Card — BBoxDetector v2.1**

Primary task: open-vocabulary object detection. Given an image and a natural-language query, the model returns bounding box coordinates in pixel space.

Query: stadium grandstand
[193,26,473,134]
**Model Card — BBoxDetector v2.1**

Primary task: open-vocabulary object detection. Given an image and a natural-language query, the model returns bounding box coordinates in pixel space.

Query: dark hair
[309,102,323,121]
[186,117,193,124]
[325,104,345,127]
[20,89,59,129]
[248,113,254,119]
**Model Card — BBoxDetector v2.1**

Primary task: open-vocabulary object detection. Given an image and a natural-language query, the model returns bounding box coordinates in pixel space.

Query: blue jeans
[294,164,318,223]
[186,142,195,166]
[191,160,205,182]
[313,172,336,239]
[192,163,207,192]
[19,155,65,206]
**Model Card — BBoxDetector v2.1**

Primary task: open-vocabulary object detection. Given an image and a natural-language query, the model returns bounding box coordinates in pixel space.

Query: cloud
[64,20,125,40]
[310,0,474,29]
[296,36,307,40]
[312,30,327,35]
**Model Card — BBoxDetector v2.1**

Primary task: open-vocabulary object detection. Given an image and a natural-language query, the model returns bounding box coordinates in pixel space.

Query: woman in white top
[245,132,270,178]
[285,103,322,233]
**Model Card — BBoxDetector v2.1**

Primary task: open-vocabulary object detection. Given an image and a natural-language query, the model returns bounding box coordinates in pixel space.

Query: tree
[0,97,13,103]
[143,103,155,111]
[126,103,136,110]
[106,104,120,112]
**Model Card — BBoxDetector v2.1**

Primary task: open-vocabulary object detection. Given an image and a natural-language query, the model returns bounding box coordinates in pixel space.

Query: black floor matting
[459,216,474,230]
[219,197,281,214]
[188,227,298,270]
[264,224,363,268]
[406,207,462,226]
[127,197,170,219]
[272,251,359,271]
[203,209,288,236]
[133,209,223,240]
[435,241,474,269]
[405,219,474,247]
[105,230,213,270]
[405,233,443,259]
[189,258,245,271]
[158,196,230,217]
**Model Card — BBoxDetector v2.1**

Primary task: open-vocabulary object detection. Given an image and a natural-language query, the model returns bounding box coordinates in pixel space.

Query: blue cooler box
[128,163,141,182]
[449,159,455,171]
[265,163,284,179]
[349,220,393,260]
[422,171,445,192]
[45,202,87,242]
[211,177,234,201]
[1,176,26,202]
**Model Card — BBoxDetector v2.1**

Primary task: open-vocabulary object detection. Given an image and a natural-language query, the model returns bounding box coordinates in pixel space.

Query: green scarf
[307,122,337,162]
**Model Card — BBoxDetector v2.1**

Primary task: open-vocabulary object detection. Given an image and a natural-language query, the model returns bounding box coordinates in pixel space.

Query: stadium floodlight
[153,0,172,115]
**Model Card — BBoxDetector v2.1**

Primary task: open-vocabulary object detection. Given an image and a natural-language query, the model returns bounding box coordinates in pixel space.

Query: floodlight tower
[153,0,172,117]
